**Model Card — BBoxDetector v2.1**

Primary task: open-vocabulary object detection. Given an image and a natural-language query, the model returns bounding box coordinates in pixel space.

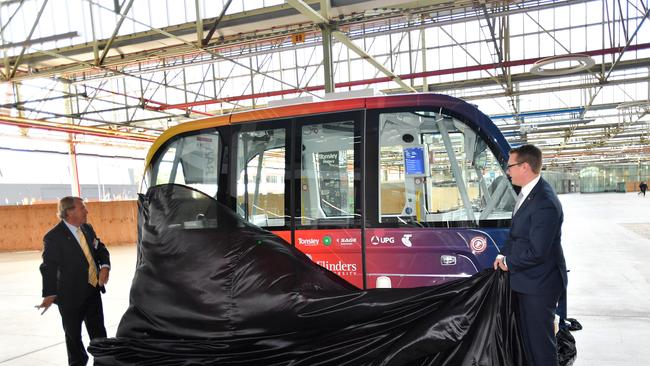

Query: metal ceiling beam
[5,0,329,73]
[202,0,232,46]
[0,32,79,50]
[4,0,596,82]
[287,0,335,92]
[480,4,509,86]
[0,0,24,33]
[99,1,323,103]
[501,119,647,133]
[1,0,25,80]
[320,0,331,19]
[548,3,650,159]
[97,0,134,66]
[88,0,100,64]
[31,47,217,118]
[287,0,326,23]
[0,114,157,142]
[456,73,650,101]
[8,0,48,79]
[581,5,650,118]
[65,13,650,85]
[438,26,511,98]
[332,30,417,92]
[155,43,650,111]
[0,93,86,108]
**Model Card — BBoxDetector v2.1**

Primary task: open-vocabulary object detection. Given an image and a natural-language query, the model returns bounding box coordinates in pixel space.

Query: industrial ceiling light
[530,54,595,76]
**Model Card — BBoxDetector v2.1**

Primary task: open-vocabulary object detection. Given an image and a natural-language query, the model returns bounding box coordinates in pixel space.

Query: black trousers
[58,285,107,366]
[516,291,561,366]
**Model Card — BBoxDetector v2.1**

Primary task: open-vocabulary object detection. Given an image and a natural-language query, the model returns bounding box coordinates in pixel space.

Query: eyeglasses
[506,161,525,169]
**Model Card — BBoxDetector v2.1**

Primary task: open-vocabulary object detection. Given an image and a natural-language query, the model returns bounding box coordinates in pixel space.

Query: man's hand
[493,254,509,271]
[35,295,56,315]
[98,267,110,286]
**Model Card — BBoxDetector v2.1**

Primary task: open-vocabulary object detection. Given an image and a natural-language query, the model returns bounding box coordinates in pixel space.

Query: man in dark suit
[493,144,567,366]
[35,196,111,366]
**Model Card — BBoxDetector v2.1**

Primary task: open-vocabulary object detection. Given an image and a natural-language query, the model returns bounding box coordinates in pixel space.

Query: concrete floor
[1,192,649,365]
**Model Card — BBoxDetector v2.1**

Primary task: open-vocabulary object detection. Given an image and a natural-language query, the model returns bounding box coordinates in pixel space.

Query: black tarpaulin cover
[89,184,527,365]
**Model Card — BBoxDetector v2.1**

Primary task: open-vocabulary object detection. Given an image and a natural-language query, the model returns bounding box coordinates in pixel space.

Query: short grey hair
[57,196,83,220]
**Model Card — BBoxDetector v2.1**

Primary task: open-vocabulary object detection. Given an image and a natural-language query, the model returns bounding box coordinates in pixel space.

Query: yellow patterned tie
[76,228,99,287]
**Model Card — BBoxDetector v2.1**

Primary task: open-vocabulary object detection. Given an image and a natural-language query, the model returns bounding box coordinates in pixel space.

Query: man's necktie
[513,191,524,215]
[76,228,99,287]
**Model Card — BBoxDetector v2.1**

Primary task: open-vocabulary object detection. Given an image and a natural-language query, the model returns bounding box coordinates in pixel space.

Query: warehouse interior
[1,0,649,365]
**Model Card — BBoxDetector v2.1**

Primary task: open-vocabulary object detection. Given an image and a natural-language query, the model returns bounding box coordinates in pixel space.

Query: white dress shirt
[63,220,110,269]
[514,174,541,213]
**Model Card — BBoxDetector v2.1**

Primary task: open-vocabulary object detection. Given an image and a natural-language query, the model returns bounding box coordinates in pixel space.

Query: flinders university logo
[316,260,358,276]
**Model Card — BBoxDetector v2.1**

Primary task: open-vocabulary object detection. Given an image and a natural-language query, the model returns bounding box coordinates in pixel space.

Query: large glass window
[235,127,287,227]
[378,111,515,224]
[300,120,357,226]
[151,131,221,197]
[296,117,362,288]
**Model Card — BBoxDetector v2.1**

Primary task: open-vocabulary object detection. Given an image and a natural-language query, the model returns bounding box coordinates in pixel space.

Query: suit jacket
[40,221,110,307]
[501,178,567,295]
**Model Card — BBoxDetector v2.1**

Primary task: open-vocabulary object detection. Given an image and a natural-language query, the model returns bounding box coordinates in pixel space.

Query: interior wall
[0,200,137,252]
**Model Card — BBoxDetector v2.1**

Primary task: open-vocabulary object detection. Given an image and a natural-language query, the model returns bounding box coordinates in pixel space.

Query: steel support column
[420,15,427,92]
[322,25,335,93]
[68,140,81,196]
[64,82,81,196]
[195,0,203,44]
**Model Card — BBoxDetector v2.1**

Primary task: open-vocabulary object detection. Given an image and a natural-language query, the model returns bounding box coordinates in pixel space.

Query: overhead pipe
[490,107,585,120]
[154,42,650,111]
[0,114,156,143]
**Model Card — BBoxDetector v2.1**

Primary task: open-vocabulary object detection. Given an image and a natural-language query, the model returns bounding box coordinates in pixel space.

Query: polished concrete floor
[1,192,649,365]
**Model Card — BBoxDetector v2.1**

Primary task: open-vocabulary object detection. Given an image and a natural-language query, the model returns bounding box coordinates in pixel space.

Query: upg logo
[370,235,395,245]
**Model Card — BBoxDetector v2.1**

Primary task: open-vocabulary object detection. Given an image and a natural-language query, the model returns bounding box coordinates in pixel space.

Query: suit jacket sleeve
[86,223,110,267]
[506,199,561,272]
[40,234,61,298]
[500,238,512,256]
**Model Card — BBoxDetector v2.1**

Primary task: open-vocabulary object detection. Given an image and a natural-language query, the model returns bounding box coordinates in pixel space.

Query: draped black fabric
[557,328,577,366]
[89,184,527,365]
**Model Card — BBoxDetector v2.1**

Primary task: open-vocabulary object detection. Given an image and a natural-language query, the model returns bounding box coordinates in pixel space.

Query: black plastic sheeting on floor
[90,184,531,365]
[557,328,577,366]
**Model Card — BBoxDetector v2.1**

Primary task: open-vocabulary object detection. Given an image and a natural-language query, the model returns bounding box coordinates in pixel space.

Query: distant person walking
[639,182,647,196]
[35,196,111,366]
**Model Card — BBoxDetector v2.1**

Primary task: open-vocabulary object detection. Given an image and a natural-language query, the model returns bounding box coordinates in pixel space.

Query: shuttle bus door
[291,111,364,288]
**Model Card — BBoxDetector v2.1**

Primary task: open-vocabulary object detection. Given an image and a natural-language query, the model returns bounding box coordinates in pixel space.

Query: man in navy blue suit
[494,144,567,366]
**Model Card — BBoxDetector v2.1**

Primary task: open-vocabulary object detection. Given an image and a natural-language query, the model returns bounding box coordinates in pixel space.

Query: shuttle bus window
[300,120,357,226]
[297,117,363,288]
[235,127,287,228]
[150,131,221,197]
[153,140,184,186]
[378,111,515,225]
